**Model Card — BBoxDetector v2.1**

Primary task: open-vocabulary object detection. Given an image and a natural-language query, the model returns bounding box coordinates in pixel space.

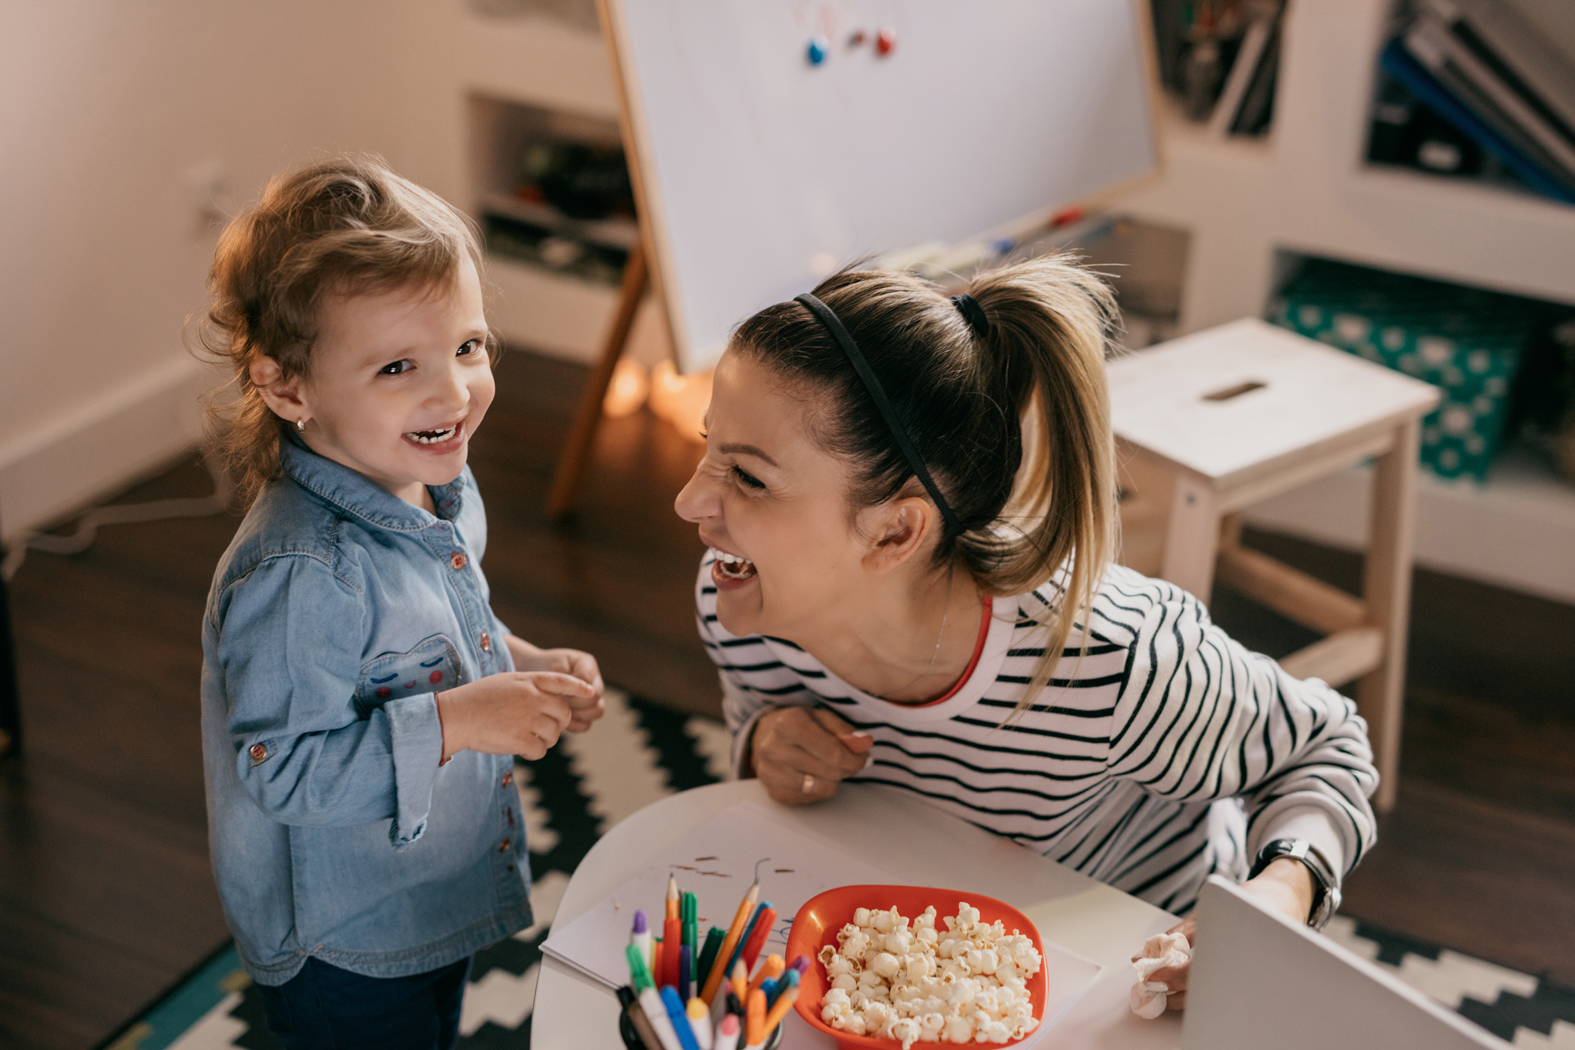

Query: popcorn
[821,903,1042,1047]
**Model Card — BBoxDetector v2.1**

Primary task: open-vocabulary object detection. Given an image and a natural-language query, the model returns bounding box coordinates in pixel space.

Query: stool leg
[1358,419,1421,814]
[1161,475,1221,603]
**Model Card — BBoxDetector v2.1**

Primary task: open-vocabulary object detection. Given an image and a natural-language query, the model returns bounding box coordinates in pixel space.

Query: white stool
[1107,318,1440,812]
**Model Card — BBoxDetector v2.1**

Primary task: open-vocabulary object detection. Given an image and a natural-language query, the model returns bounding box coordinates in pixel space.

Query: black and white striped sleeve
[694,556,819,776]
[1103,577,1379,879]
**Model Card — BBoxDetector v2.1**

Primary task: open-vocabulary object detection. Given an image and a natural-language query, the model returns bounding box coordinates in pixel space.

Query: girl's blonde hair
[731,255,1119,712]
[201,154,488,506]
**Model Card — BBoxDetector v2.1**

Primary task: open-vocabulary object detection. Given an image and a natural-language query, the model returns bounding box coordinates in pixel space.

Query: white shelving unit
[1112,0,1575,604]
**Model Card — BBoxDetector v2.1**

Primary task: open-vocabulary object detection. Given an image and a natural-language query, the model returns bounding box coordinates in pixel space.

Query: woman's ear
[860,497,935,575]
[250,357,308,424]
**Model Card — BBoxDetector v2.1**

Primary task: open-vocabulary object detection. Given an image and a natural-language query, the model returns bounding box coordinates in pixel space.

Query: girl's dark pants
[254,955,472,1050]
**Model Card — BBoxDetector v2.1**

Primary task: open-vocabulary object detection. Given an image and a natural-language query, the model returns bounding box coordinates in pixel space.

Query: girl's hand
[748,706,875,805]
[436,672,597,762]
[504,636,607,732]
[1139,857,1315,1011]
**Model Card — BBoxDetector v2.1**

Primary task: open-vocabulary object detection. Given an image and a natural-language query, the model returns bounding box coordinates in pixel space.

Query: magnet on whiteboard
[875,28,896,56]
[848,29,867,47]
[808,252,839,277]
[807,35,829,65]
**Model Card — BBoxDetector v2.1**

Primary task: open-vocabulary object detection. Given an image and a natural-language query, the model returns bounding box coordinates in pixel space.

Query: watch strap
[1249,838,1342,931]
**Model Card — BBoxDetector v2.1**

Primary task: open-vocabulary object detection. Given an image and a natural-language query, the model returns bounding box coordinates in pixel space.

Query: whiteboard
[601,0,1160,372]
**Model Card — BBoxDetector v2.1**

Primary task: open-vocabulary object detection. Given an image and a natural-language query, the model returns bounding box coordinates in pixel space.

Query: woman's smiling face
[674,351,870,640]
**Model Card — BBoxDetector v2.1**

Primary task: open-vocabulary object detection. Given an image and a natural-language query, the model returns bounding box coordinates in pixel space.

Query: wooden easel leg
[1161,475,1222,603]
[1358,419,1421,813]
[546,243,649,522]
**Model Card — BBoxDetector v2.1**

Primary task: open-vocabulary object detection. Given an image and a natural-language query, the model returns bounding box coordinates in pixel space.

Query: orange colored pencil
[762,986,799,1036]
[747,954,783,996]
[700,879,760,1003]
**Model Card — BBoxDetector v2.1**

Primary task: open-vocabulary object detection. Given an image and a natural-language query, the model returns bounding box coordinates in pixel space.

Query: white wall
[0,0,616,543]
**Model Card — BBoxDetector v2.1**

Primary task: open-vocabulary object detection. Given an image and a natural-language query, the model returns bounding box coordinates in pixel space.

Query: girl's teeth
[408,426,457,444]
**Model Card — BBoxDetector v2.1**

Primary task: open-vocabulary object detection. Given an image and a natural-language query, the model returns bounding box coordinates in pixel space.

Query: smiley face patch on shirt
[354,634,462,718]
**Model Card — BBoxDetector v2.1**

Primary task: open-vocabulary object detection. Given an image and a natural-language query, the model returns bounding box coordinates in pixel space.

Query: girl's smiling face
[674,351,878,640]
[254,255,494,508]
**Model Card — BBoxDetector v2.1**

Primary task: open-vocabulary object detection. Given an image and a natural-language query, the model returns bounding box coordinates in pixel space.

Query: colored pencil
[700,879,760,1003]
[730,959,747,1008]
[761,986,798,1037]
[718,901,772,991]
[747,954,782,997]
[738,905,776,974]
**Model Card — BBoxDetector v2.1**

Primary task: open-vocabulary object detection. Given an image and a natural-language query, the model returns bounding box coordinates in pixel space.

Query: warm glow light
[648,360,713,444]
[602,356,650,417]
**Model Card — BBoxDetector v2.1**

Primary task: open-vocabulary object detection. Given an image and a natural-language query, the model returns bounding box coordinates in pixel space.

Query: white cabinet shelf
[1112,0,1575,602]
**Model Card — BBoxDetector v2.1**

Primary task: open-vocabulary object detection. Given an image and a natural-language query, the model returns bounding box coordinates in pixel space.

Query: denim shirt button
[499,838,511,853]
[450,552,467,571]
[480,631,491,652]
[502,770,512,788]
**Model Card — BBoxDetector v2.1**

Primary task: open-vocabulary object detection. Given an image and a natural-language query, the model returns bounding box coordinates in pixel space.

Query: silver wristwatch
[1249,838,1342,931]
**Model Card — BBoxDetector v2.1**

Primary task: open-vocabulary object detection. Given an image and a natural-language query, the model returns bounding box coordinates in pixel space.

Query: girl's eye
[732,465,766,490]
[378,359,413,376]
[457,338,485,357]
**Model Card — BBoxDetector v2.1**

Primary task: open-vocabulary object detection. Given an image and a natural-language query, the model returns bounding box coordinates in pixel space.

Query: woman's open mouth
[709,546,758,584]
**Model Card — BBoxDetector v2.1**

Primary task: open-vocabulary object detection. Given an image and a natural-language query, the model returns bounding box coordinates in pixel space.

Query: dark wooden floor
[1,349,1572,1049]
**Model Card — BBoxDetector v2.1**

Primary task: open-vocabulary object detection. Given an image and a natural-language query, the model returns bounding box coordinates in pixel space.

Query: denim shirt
[200,436,531,986]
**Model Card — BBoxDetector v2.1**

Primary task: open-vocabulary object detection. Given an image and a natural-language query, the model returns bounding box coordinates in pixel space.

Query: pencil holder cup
[619,1003,784,1049]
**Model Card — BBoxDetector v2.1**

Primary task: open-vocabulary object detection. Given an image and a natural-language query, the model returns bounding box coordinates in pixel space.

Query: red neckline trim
[911,595,993,707]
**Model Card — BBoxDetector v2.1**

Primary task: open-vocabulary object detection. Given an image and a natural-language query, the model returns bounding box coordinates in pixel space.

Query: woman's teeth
[406,425,458,444]
[710,547,758,580]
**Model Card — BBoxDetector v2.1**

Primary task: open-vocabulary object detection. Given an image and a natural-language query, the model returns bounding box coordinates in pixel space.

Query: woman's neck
[793,567,987,704]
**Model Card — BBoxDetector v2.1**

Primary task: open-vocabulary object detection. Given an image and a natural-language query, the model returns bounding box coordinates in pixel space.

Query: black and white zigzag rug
[100,691,1575,1050]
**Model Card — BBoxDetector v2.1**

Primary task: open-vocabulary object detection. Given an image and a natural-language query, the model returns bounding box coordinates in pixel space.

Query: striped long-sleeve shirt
[696,554,1378,916]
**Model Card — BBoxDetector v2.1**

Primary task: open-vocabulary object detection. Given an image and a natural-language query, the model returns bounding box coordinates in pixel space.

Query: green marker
[695,925,726,989]
[626,942,654,992]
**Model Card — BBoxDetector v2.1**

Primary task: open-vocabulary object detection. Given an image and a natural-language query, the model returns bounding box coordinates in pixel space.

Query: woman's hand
[748,706,875,805]
[436,672,598,762]
[1140,857,1315,1011]
[505,635,606,732]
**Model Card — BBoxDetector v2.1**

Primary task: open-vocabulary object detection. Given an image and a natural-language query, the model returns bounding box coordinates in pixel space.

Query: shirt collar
[279,431,466,531]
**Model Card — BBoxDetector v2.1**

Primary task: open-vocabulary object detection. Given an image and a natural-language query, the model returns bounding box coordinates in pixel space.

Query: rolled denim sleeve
[215,553,443,846]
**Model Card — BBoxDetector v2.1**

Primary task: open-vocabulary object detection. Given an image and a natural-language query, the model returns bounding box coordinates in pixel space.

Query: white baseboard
[0,355,209,546]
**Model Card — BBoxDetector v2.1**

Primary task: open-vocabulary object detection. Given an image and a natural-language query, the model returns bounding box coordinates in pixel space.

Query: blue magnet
[807,35,829,65]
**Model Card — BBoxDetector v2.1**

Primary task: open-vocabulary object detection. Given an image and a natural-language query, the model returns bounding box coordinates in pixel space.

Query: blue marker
[807,35,829,65]
[660,985,701,1050]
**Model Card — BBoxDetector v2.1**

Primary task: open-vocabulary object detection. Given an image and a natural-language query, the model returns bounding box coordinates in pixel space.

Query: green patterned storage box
[1270,258,1541,480]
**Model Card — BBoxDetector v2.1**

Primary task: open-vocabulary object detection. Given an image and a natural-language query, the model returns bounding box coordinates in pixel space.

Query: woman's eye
[732,465,766,490]
[378,359,413,375]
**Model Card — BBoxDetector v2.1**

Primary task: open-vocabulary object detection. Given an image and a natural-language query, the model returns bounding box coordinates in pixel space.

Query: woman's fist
[748,706,874,805]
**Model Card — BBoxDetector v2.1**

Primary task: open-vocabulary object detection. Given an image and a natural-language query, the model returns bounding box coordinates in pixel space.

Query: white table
[532,780,1183,1049]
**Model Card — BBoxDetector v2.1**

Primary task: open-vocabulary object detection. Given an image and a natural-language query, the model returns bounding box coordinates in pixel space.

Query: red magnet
[875,27,896,56]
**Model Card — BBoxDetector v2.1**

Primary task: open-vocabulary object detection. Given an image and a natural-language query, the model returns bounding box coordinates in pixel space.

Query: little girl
[198,156,604,1049]
[676,256,1379,1013]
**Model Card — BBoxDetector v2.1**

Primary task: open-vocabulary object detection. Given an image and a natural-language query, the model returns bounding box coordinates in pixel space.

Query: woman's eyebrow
[719,442,778,466]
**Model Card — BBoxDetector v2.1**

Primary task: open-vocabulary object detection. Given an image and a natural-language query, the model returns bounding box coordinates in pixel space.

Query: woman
[674,256,1377,1012]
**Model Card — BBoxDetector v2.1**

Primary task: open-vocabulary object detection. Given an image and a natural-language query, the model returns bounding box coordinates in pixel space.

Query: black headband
[794,293,962,537]
[951,293,991,337]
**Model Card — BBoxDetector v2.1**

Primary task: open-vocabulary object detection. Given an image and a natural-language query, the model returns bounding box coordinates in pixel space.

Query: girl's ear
[250,357,308,423]
[860,497,935,576]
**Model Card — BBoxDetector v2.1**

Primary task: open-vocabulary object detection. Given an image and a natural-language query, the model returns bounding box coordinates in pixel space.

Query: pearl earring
[296,418,306,431]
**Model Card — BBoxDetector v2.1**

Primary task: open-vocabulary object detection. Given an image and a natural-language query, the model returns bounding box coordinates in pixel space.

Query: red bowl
[785,884,1047,1050]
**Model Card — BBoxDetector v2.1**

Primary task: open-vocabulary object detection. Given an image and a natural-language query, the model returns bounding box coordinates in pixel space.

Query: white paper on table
[542,801,897,988]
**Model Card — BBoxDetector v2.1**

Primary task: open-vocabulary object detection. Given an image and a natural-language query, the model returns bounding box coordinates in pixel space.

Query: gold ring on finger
[802,772,815,794]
